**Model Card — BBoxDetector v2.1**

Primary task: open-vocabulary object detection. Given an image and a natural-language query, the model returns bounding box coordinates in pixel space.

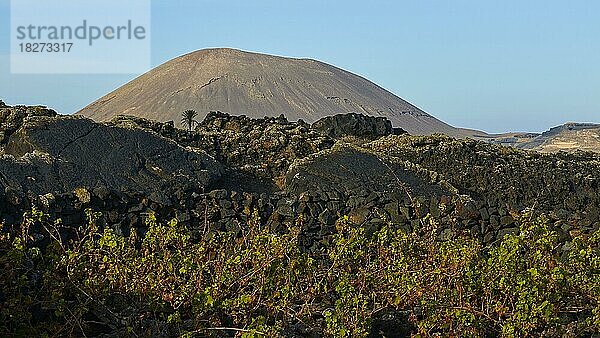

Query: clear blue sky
[1,0,599,133]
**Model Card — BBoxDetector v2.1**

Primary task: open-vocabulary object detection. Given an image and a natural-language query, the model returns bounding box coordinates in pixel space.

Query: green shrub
[0,209,598,337]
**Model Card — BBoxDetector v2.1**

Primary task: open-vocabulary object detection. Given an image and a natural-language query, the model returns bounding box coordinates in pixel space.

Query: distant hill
[78,48,477,137]
[519,123,600,153]
[479,123,600,153]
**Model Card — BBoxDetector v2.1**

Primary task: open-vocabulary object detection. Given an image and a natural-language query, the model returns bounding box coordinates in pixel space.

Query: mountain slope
[78,48,470,136]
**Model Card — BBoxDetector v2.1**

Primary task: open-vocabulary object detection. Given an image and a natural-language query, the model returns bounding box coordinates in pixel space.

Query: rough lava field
[1,98,600,336]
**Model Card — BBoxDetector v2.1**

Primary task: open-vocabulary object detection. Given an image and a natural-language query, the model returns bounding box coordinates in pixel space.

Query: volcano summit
[79,48,474,136]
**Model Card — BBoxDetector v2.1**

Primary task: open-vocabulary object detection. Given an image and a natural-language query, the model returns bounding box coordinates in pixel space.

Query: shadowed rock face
[285,143,456,200]
[78,48,464,136]
[0,105,57,145]
[1,116,222,204]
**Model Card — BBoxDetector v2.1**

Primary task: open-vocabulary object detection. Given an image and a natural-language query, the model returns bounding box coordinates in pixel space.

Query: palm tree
[181,109,199,131]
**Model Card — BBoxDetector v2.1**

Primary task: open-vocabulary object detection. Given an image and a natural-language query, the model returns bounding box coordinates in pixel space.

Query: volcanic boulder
[1,116,222,204]
[311,112,406,139]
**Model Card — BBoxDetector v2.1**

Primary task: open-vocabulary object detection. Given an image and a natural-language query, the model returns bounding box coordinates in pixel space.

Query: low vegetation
[1,208,598,337]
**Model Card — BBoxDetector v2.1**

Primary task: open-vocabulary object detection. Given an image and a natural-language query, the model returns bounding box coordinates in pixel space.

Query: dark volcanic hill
[78,48,473,137]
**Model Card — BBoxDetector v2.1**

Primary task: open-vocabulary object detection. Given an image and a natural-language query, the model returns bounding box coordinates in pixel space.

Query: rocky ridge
[1,103,599,252]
